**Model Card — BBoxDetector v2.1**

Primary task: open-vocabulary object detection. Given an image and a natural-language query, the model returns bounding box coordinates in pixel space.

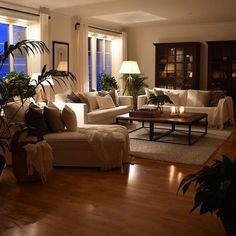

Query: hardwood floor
[1,131,236,236]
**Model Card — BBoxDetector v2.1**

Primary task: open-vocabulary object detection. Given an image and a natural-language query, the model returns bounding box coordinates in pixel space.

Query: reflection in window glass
[88,37,92,91]
[0,23,10,80]
[96,39,103,91]
[105,40,111,75]
[13,25,27,74]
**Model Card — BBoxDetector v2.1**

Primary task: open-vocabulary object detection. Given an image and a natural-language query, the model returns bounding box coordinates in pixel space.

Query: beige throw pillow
[4,100,31,123]
[78,92,98,112]
[98,90,118,106]
[186,90,211,107]
[61,105,77,131]
[96,94,115,109]
[164,91,180,105]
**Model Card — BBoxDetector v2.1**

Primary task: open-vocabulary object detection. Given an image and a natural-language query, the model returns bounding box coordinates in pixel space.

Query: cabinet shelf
[154,42,201,89]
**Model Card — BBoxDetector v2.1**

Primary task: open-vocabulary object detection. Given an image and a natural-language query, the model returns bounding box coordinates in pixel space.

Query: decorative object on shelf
[154,42,201,89]
[148,94,173,112]
[178,155,236,236]
[52,41,69,74]
[100,73,119,91]
[170,106,176,114]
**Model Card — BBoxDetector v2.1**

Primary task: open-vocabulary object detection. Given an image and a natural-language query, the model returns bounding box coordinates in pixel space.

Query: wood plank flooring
[1,130,235,236]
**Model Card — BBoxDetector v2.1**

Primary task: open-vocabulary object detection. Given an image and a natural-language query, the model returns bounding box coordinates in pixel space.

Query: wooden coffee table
[116,112,208,145]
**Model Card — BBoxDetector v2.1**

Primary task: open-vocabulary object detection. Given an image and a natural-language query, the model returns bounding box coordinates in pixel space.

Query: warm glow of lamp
[57,61,68,71]
[119,61,141,74]
[165,63,175,72]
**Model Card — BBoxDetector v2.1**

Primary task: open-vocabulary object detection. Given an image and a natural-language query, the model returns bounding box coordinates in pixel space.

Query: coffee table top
[116,112,207,125]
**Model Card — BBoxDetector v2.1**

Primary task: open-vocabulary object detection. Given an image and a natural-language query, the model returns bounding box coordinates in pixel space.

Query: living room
[0,0,236,235]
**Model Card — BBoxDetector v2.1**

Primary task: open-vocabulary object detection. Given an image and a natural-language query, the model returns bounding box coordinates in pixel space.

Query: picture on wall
[52,41,69,73]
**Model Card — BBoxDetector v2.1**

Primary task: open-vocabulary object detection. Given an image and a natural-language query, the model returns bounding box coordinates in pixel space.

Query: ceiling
[2,0,236,28]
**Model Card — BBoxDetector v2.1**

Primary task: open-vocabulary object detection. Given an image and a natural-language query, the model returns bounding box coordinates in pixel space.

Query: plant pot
[0,154,5,176]
[220,214,236,236]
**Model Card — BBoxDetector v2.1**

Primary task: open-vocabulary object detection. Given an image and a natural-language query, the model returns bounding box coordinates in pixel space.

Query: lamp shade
[119,61,141,74]
[31,73,54,86]
[57,61,68,71]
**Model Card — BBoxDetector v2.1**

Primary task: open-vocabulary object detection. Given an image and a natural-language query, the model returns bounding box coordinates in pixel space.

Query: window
[88,33,112,91]
[0,22,27,80]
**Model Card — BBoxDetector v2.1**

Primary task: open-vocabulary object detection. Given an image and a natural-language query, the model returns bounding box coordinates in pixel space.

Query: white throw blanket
[23,140,54,183]
[78,125,130,170]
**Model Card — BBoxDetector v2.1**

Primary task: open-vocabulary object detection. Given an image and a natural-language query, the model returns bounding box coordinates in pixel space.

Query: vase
[0,154,5,176]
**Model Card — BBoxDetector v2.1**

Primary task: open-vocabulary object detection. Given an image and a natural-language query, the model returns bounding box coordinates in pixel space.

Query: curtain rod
[75,22,122,35]
[0,6,40,17]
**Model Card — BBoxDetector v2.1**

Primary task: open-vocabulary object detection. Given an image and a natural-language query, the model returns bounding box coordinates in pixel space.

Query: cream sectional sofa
[55,92,133,125]
[138,88,234,129]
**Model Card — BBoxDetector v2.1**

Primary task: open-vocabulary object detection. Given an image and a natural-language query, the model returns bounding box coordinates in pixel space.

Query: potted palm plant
[0,40,76,177]
[148,94,173,112]
[122,74,148,110]
[178,155,236,236]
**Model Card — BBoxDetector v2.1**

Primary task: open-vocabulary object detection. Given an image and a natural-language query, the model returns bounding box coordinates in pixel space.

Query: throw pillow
[98,90,118,106]
[96,94,116,109]
[25,103,48,136]
[145,88,155,100]
[61,105,77,131]
[197,91,211,107]
[77,92,98,112]
[186,90,198,106]
[164,91,180,105]
[4,99,31,123]
[66,91,82,103]
[44,105,65,132]
[209,90,227,107]
[186,90,211,107]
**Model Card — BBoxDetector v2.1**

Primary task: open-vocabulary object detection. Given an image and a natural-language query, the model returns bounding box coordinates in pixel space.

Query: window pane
[96,39,103,91]
[0,23,10,80]
[13,25,27,74]
[105,40,111,75]
[88,37,92,91]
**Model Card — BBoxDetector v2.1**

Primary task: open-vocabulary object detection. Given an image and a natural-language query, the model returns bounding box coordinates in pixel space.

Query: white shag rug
[129,124,234,165]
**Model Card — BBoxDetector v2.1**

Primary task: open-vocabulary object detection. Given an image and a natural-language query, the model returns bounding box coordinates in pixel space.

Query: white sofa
[54,93,133,125]
[4,100,131,169]
[138,88,234,129]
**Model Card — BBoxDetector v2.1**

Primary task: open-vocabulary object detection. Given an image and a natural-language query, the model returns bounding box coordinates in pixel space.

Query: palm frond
[0,40,49,64]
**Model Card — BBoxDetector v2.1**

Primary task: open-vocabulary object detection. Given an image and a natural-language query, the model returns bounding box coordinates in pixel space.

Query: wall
[126,22,236,89]
[49,11,77,96]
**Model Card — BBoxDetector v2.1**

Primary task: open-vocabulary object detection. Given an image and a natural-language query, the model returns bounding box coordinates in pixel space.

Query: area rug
[129,124,234,165]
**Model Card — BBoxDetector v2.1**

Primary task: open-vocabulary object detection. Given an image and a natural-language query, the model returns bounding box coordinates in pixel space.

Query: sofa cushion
[67,91,82,103]
[88,105,130,123]
[78,91,98,112]
[96,94,116,109]
[209,90,227,107]
[186,90,211,107]
[98,90,118,106]
[25,103,48,136]
[61,105,77,131]
[164,91,180,105]
[44,105,65,132]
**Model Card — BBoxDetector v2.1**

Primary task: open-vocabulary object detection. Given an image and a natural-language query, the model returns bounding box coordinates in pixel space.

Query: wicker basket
[11,127,43,183]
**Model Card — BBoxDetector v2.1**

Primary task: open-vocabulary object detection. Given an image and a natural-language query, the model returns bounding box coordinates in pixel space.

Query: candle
[171,106,176,114]
[179,106,185,114]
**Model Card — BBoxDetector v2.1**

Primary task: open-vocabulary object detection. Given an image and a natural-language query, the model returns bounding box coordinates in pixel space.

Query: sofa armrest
[216,96,234,128]
[53,102,88,125]
[118,96,133,109]
[137,95,148,109]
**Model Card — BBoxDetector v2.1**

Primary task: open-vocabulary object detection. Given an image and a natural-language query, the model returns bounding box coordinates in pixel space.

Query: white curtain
[76,22,89,92]
[111,32,127,94]
[39,9,50,70]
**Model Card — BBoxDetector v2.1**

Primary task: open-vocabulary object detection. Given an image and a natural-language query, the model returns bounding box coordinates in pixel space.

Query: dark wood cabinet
[154,42,201,89]
[207,41,236,108]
